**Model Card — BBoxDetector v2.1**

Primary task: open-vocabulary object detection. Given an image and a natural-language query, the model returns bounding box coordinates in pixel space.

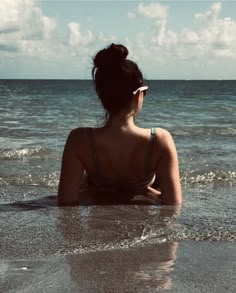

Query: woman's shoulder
[68,127,97,139]
[65,127,93,149]
[155,127,173,139]
[154,128,176,151]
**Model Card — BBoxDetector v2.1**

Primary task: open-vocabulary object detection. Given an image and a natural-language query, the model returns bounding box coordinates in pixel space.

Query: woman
[58,44,181,205]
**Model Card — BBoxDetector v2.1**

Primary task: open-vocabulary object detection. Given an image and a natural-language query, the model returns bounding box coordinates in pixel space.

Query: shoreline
[1,241,235,293]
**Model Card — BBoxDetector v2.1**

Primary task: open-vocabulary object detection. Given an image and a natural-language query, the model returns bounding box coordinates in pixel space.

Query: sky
[1,0,236,79]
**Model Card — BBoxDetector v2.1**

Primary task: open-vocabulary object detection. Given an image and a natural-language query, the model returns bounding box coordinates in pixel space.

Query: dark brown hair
[92,43,144,116]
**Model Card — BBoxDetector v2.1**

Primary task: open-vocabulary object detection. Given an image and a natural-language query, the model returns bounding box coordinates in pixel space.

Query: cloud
[195,2,221,25]
[184,2,236,59]
[97,32,117,43]
[128,2,169,20]
[129,2,236,63]
[0,0,57,41]
[0,0,57,59]
[68,22,94,47]
[1,1,236,79]
[127,2,170,48]
[127,12,136,19]
[151,19,168,46]
[137,3,169,19]
[0,0,118,61]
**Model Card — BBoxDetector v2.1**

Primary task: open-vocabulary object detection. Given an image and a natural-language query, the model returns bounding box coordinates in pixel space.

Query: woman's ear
[133,91,143,114]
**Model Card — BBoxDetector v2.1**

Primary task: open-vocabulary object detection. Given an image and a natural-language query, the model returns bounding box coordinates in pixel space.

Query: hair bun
[94,43,128,70]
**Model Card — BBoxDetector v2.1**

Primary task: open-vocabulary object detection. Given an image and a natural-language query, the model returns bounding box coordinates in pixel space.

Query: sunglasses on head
[133,86,148,96]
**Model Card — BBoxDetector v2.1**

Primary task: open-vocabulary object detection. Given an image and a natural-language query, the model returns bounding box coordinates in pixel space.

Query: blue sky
[1,0,236,79]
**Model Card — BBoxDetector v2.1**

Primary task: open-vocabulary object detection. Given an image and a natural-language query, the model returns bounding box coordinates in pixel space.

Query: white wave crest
[0,147,49,159]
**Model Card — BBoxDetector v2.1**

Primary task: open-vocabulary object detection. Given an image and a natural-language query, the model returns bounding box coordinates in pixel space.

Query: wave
[55,221,235,257]
[180,170,236,185]
[0,169,235,190]
[0,147,51,160]
[174,126,236,137]
[0,172,59,189]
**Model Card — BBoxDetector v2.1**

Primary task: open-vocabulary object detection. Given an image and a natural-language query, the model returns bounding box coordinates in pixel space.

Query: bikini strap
[87,128,100,176]
[145,128,156,176]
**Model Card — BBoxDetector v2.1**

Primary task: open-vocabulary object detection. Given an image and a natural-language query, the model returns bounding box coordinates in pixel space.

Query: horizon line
[1,78,236,81]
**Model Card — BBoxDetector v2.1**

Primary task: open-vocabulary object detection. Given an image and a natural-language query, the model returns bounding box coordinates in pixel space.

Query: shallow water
[0,80,235,261]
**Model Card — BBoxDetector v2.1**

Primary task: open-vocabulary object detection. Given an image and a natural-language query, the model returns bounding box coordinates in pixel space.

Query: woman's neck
[105,111,136,130]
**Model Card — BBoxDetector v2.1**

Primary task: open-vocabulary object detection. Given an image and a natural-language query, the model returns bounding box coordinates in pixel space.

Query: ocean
[0,80,235,292]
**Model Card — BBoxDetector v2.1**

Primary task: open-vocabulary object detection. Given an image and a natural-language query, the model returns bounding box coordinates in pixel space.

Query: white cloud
[68,22,94,47]
[187,3,236,59]
[151,20,167,46]
[195,2,221,25]
[137,3,169,19]
[131,2,236,63]
[0,0,117,62]
[127,12,136,19]
[1,1,236,78]
[0,0,57,58]
[97,32,117,43]
[181,30,199,45]
[0,0,57,41]
[128,2,169,20]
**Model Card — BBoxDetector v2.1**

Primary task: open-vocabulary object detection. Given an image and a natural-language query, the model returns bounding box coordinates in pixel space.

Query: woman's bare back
[76,126,159,181]
[58,125,181,205]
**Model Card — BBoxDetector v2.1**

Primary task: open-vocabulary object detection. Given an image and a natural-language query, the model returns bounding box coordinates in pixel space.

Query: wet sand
[1,241,235,293]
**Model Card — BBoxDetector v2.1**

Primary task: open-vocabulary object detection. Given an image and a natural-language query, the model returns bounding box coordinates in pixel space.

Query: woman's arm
[156,130,182,205]
[58,130,84,206]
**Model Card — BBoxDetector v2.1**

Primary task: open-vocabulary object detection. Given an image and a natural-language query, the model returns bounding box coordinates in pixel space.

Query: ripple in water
[0,147,50,160]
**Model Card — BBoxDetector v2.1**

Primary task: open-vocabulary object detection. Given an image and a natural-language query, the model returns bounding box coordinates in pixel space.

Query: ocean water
[0,80,235,262]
